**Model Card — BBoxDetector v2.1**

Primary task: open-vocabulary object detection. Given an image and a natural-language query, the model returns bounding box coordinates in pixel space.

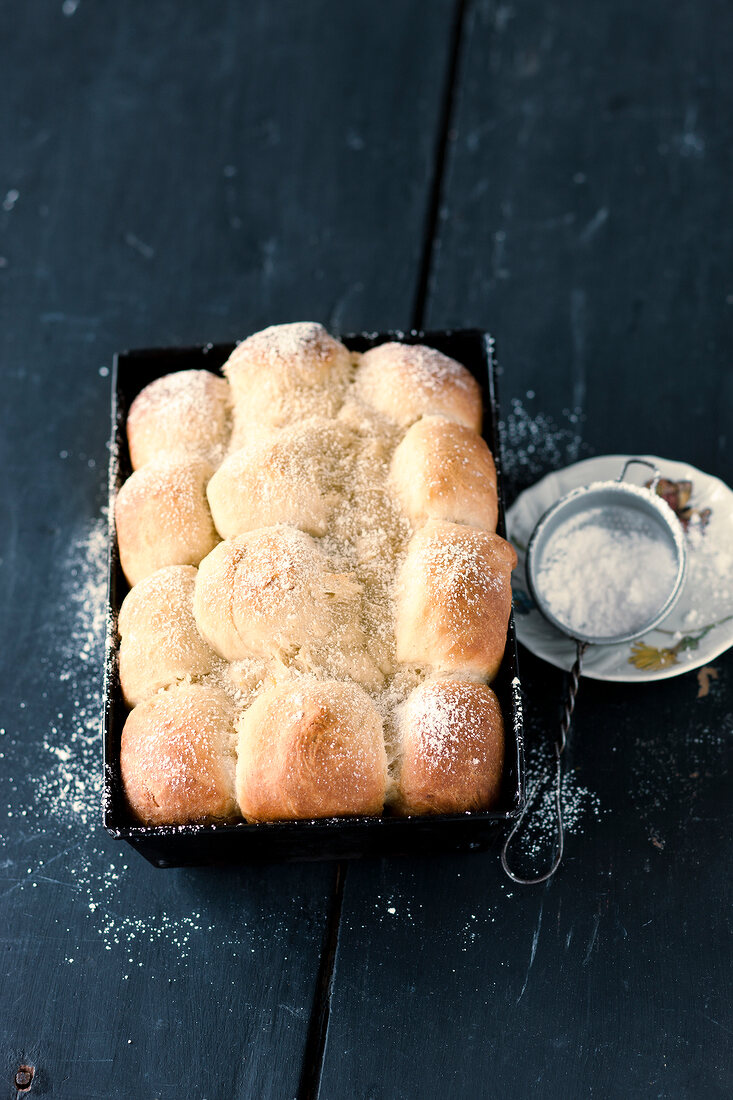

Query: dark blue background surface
[1,2,731,1097]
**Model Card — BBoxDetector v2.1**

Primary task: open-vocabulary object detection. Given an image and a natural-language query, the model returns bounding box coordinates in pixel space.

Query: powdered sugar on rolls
[118,565,218,707]
[394,521,517,681]
[395,679,505,816]
[114,456,220,586]
[224,321,353,449]
[207,418,355,539]
[390,415,498,531]
[114,324,516,823]
[126,369,232,469]
[354,341,482,430]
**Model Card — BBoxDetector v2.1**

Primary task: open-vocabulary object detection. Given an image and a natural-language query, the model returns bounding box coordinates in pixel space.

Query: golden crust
[207,418,353,539]
[114,456,219,586]
[120,684,237,825]
[126,369,232,469]
[354,342,482,430]
[394,520,517,681]
[118,565,217,707]
[114,326,515,827]
[395,678,504,815]
[193,525,362,663]
[224,322,352,445]
[236,679,387,821]
[390,415,498,531]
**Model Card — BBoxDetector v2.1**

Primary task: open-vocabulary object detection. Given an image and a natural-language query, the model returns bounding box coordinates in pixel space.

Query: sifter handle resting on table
[500,641,588,885]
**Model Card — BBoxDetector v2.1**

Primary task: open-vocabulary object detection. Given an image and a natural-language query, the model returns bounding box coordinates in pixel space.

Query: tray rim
[102,328,526,861]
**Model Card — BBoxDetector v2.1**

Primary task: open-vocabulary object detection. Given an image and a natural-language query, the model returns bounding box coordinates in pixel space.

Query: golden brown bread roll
[395,678,504,815]
[118,565,218,707]
[206,418,354,539]
[120,684,238,825]
[192,524,365,665]
[390,415,498,531]
[236,679,387,821]
[115,456,219,586]
[126,369,232,469]
[354,342,482,430]
[394,520,517,680]
[224,322,352,446]
[113,325,515,828]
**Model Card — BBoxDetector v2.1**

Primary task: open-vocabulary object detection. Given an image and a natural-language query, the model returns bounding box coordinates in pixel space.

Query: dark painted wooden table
[1,2,731,1097]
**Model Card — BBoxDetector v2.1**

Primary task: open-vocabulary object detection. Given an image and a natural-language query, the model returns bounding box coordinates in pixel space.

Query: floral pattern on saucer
[506,455,733,682]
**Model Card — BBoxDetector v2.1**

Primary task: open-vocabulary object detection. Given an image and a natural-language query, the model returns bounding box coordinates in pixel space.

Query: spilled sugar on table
[0,2,731,1098]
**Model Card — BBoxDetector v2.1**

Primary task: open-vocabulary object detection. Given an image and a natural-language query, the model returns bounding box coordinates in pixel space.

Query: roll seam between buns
[116,325,515,824]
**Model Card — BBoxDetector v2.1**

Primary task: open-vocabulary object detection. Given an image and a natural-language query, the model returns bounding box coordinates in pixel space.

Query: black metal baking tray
[103,329,525,865]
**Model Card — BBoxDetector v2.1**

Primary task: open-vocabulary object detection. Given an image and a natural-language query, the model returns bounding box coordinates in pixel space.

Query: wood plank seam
[411,0,470,331]
[298,2,472,1096]
[297,863,346,1100]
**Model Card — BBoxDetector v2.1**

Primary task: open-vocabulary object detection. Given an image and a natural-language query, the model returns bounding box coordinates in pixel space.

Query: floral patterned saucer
[506,454,733,682]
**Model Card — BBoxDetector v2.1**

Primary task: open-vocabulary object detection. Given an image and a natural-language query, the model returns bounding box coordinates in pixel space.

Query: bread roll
[207,418,353,539]
[395,678,504,815]
[118,565,217,707]
[120,684,238,825]
[193,524,363,663]
[115,457,219,586]
[394,520,517,680]
[126,369,231,469]
[236,679,387,821]
[354,342,482,430]
[113,326,516,829]
[390,415,498,531]
[224,322,352,445]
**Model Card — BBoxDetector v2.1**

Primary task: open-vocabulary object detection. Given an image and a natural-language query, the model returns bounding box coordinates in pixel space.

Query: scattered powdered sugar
[23,522,109,832]
[1,520,111,909]
[499,395,587,499]
[679,520,733,633]
[510,741,604,866]
[1,518,293,967]
[535,506,679,639]
[628,709,732,850]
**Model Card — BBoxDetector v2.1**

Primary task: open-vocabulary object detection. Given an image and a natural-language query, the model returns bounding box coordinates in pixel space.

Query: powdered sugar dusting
[386,343,476,394]
[499,395,587,499]
[32,520,109,826]
[403,679,499,766]
[126,369,231,469]
[418,528,507,604]
[236,321,337,365]
[0,518,301,966]
[512,742,604,865]
[536,506,679,639]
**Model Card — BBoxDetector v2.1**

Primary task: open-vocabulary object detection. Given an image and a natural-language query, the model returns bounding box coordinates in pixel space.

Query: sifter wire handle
[617,457,661,493]
[500,641,588,885]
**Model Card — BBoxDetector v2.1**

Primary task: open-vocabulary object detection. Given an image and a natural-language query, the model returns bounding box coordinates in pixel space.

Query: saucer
[506,455,733,681]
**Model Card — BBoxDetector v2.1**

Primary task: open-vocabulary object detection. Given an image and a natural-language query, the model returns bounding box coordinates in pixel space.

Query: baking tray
[103,329,525,865]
